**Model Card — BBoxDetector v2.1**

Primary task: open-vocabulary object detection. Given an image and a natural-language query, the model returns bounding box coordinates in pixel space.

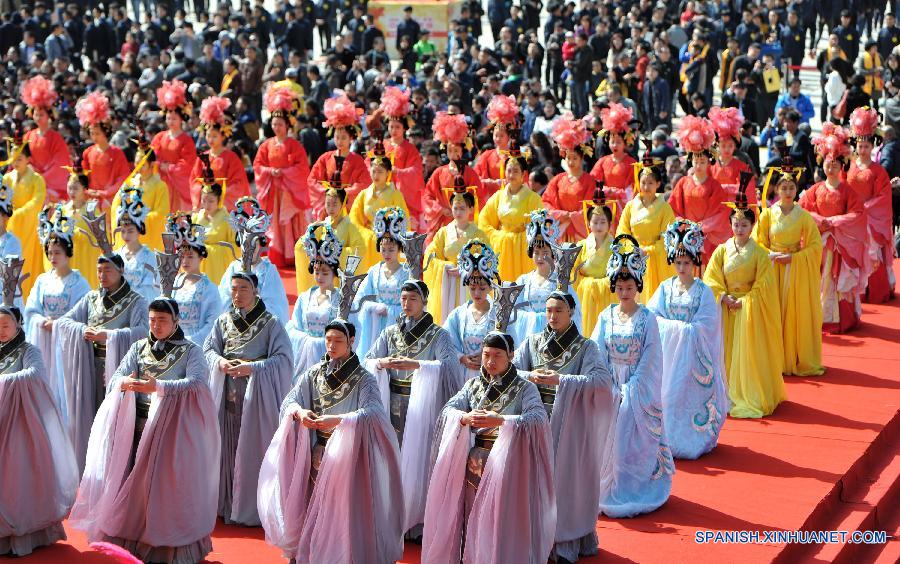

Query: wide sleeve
[156,345,210,396]
[423,168,448,232]
[23,275,46,325]
[106,149,132,200]
[752,208,773,251]
[476,190,501,239]
[702,245,728,299]
[347,188,369,228]
[249,321,293,379]
[616,200,635,236]
[106,341,141,392]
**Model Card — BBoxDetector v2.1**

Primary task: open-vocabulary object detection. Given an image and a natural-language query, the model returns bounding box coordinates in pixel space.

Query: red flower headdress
[848,106,881,143]
[156,79,192,119]
[75,91,111,129]
[599,102,637,144]
[323,94,363,136]
[812,122,852,163]
[676,115,716,155]
[708,106,744,143]
[264,84,299,127]
[21,75,58,113]
[382,86,412,120]
[199,96,234,138]
[433,111,472,150]
[550,114,593,157]
[486,94,519,130]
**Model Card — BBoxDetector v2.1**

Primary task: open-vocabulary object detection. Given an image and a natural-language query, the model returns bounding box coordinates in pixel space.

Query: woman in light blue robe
[24,231,90,416]
[117,244,158,304]
[443,301,495,382]
[174,272,220,346]
[590,234,673,518]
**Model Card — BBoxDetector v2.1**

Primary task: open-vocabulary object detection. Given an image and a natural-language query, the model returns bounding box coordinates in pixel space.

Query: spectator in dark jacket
[879,125,900,179]
[397,6,421,51]
[642,64,671,131]
[568,32,593,118]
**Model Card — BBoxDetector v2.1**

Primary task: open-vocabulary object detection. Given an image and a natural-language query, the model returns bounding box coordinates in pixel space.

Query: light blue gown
[116,245,158,304]
[509,270,582,345]
[590,304,674,518]
[217,258,290,325]
[285,286,340,380]
[442,301,495,381]
[173,272,222,346]
[0,231,22,257]
[352,262,410,356]
[23,269,91,418]
[647,277,729,459]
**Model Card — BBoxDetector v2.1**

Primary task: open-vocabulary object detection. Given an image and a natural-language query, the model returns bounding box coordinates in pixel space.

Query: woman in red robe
[189,96,250,210]
[589,102,638,221]
[307,94,370,218]
[21,76,71,202]
[670,116,731,262]
[473,94,527,196]
[423,112,486,242]
[801,123,867,333]
[76,91,130,207]
[253,85,311,267]
[709,106,757,204]
[845,107,895,303]
[151,80,197,212]
[542,115,597,242]
[372,87,426,228]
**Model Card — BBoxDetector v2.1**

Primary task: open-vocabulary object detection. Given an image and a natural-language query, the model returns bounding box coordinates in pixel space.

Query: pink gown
[151,130,198,212]
[307,151,371,218]
[81,144,131,205]
[844,161,895,303]
[669,174,731,263]
[24,128,72,202]
[189,149,250,211]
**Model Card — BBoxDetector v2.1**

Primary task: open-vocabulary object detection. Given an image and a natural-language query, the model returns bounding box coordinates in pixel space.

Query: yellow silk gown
[193,207,237,286]
[110,173,170,251]
[348,183,409,266]
[293,213,368,295]
[477,184,545,281]
[573,233,617,337]
[5,166,46,298]
[423,222,486,323]
[753,205,825,376]
[703,238,786,418]
[616,195,676,303]
[54,201,102,289]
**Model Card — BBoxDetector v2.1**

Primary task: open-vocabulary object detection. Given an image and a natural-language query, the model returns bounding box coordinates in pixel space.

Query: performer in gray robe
[513,289,616,563]
[0,257,78,557]
[70,265,220,564]
[421,326,555,563]
[56,210,148,472]
[204,216,292,527]
[258,261,404,563]
[363,277,464,538]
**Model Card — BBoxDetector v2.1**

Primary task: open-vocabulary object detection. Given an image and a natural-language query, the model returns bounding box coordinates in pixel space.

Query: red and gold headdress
[582,182,615,229]
[156,79,193,120]
[760,153,805,207]
[599,102,638,145]
[551,114,593,157]
[433,111,473,151]
[323,94,363,137]
[812,122,852,164]
[499,134,530,179]
[442,173,480,220]
[21,75,58,117]
[196,152,227,201]
[708,106,744,144]
[199,96,234,138]
[632,138,665,186]
[0,123,28,168]
[486,94,519,131]
[676,115,717,157]
[264,83,300,128]
[723,170,758,212]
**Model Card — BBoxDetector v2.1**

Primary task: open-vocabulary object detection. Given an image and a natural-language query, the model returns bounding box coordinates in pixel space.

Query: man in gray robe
[513,290,617,563]
[364,279,464,538]
[57,253,148,473]
[203,269,292,527]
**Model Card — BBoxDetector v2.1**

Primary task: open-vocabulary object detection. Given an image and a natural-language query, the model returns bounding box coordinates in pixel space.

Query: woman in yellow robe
[110,146,169,251]
[423,189,486,323]
[3,142,46,298]
[294,186,368,295]
[753,172,824,376]
[477,154,544,281]
[347,153,409,267]
[703,207,786,419]
[193,181,236,285]
[574,197,617,337]
[616,162,675,303]
[52,168,102,288]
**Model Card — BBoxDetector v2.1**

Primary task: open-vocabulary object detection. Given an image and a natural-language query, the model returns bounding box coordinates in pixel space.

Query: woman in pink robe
[189,96,250,211]
[152,80,197,212]
[20,76,71,203]
[543,115,597,242]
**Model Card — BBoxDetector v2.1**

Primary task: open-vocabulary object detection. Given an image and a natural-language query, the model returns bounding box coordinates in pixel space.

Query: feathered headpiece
[812,122,852,164]
[709,106,744,143]
[196,152,227,199]
[0,181,13,218]
[599,102,638,145]
[75,91,111,128]
[165,212,208,257]
[264,83,300,127]
[676,115,716,155]
[199,96,234,138]
[323,94,363,136]
[156,79,192,119]
[381,86,413,125]
[526,209,560,251]
[0,256,27,323]
[848,106,882,144]
[38,203,75,255]
[115,186,149,235]
[21,75,58,113]
[582,182,614,230]
[551,114,593,157]
[433,111,473,150]
[302,222,344,270]
[607,234,647,292]
[663,219,704,266]
[229,197,271,285]
[458,239,499,286]
[372,206,407,245]
[486,95,519,130]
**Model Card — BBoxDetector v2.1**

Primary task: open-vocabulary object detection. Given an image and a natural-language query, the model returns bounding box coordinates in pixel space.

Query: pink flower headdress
[599,102,637,144]
[156,79,192,119]
[323,94,363,137]
[75,91,111,129]
[433,111,472,150]
[199,96,234,138]
[708,106,744,143]
[551,114,593,157]
[812,122,852,163]
[676,115,716,155]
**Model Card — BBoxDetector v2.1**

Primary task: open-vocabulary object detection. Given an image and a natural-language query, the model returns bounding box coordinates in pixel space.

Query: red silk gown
[590,153,636,225]
[710,157,758,205]
[473,147,529,197]
[669,174,731,263]
[844,161,895,303]
[422,164,486,243]
[81,144,131,205]
[307,151,371,218]
[151,130,198,212]
[253,137,311,267]
[385,139,426,227]
[189,149,250,211]
[25,127,72,202]
[542,171,596,242]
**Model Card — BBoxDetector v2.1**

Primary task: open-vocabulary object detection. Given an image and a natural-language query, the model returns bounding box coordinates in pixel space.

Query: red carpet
[19,266,900,563]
